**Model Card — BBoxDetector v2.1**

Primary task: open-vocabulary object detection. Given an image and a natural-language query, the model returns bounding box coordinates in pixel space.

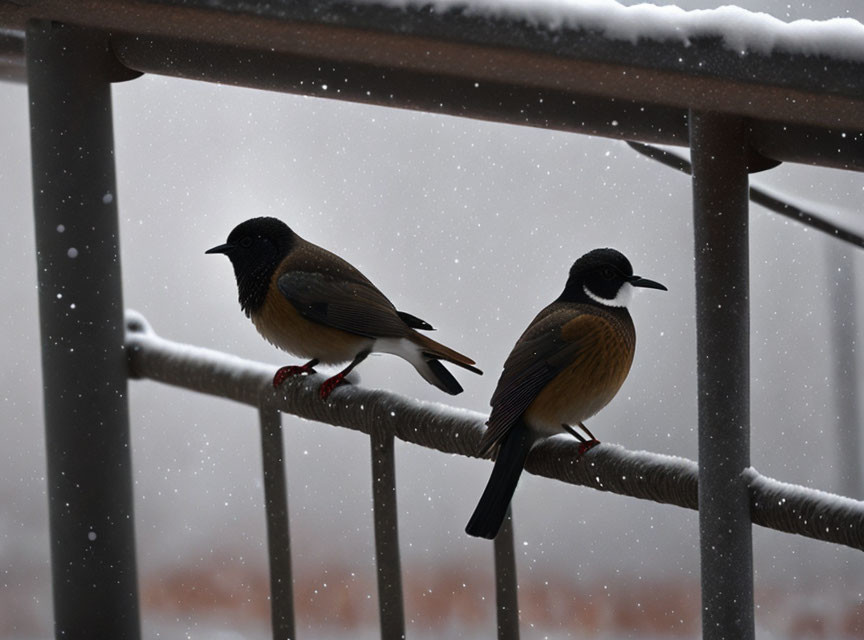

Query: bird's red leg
[320,350,370,400]
[273,359,319,388]
[575,422,600,456]
[578,422,597,442]
[562,423,586,442]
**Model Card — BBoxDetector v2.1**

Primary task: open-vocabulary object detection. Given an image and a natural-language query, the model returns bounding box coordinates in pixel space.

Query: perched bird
[206,217,481,399]
[465,248,666,539]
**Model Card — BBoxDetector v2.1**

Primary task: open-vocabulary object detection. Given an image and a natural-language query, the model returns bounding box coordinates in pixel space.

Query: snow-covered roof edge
[379,0,864,62]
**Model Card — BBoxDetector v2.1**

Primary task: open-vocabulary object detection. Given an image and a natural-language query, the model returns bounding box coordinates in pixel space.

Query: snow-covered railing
[125,310,864,552]
[124,308,864,637]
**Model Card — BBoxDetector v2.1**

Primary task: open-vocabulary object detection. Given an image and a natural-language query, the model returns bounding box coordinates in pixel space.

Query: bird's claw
[576,439,600,458]
[273,363,317,388]
[319,373,347,400]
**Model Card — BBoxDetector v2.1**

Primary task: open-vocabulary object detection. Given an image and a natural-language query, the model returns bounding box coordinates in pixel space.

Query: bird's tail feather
[419,358,464,395]
[375,336,470,395]
[465,424,535,539]
[410,332,483,375]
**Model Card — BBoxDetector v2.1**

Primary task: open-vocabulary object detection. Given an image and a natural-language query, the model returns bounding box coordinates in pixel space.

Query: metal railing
[3,2,864,639]
[124,309,864,638]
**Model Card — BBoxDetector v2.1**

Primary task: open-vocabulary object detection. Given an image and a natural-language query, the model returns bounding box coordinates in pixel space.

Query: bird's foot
[319,373,348,400]
[576,439,600,458]
[273,362,317,388]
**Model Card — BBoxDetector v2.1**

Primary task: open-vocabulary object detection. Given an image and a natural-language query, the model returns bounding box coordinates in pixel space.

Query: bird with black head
[207,217,481,399]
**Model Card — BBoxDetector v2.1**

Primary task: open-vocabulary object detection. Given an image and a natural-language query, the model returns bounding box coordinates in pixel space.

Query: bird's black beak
[205,243,232,255]
[628,275,667,291]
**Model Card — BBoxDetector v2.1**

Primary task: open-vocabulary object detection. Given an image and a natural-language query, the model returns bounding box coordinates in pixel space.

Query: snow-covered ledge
[388,0,864,61]
[125,310,864,551]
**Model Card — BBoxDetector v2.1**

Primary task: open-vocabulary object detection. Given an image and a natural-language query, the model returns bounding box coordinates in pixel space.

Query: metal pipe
[689,111,755,639]
[0,28,24,82]
[493,509,520,640]
[110,33,864,172]
[27,21,140,639]
[4,5,864,169]
[370,431,406,639]
[259,406,297,639]
[826,249,862,499]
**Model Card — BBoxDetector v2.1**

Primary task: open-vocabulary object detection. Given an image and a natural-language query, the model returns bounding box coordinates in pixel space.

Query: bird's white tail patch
[375,337,424,365]
[374,337,449,391]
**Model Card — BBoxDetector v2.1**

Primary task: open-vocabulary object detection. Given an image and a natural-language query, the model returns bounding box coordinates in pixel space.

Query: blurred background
[2,0,863,637]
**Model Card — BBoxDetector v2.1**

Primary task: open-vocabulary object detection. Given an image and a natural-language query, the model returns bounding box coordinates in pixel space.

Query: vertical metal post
[690,111,755,640]
[259,407,297,639]
[27,21,141,639]
[493,508,520,640]
[370,431,406,639]
[826,249,861,499]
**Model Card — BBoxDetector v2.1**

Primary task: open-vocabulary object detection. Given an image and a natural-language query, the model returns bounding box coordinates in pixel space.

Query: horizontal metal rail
[2,2,864,170]
[125,310,864,552]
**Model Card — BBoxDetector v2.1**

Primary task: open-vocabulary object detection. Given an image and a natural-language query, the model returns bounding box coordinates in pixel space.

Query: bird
[206,216,482,399]
[465,248,666,539]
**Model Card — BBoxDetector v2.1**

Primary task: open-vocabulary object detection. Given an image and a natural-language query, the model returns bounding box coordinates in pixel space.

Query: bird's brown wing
[479,306,605,456]
[276,270,410,339]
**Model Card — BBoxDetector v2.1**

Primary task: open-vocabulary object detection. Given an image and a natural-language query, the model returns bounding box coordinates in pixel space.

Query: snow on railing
[125,310,864,552]
[403,0,864,61]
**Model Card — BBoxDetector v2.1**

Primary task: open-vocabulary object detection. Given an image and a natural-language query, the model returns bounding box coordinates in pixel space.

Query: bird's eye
[239,236,253,248]
[601,267,615,280]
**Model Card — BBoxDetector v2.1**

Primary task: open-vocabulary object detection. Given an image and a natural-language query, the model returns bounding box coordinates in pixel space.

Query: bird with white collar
[465,248,666,539]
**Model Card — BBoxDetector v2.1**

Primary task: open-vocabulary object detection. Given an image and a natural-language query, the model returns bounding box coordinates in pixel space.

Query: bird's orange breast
[525,313,635,431]
[251,263,369,364]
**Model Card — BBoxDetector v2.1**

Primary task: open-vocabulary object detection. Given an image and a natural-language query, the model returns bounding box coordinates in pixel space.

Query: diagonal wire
[627,141,864,249]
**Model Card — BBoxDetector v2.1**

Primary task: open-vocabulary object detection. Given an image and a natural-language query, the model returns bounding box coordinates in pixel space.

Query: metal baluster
[826,249,862,499]
[371,431,406,639]
[494,508,519,639]
[27,21,141,639]
[690,111,755,640]
[259,406,296,639]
